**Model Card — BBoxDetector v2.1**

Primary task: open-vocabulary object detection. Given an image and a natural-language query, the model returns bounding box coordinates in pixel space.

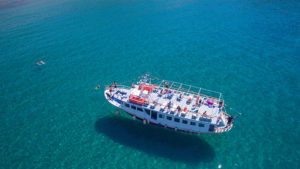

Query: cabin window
[182,120,188,124]
[199,123,205,127]
[131,105,136,110]
[190,121,196,126]
[144,109,150,115]
[209,124,215,132]
[125,103,130,108]
[174,118,180,123]
[137,107,143,112]
[159,114,164,118]
[200,117,212,123]
[151,111,157,120]
[167,116,172,120]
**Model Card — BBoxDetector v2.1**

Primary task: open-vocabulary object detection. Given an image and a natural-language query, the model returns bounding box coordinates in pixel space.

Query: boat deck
[110,85,226,125]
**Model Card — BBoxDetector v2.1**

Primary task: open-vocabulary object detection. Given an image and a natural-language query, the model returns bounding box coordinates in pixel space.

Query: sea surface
[0,0,299,168]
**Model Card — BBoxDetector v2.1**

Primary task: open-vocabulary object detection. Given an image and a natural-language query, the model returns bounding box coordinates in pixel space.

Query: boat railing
[160,79,222,95]
[105,83,222,104]
[153,80,224,105]
[105,75,223,104]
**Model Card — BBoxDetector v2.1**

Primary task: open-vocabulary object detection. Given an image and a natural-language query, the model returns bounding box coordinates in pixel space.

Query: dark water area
[95,116,215,164]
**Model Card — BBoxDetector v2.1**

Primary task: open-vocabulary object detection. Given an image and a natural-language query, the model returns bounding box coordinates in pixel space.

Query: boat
[104,74,236,134]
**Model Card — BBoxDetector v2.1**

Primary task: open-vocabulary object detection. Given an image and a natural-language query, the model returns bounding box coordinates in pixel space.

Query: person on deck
[196,95,200,106]
[203,111,208,117]
[109,85,113,93]
[165,82,169,88]
[177,105,181,112]
[160,89,163,94]
[113,81,117,88]
[228,116,233,124]
[167,101,172,109]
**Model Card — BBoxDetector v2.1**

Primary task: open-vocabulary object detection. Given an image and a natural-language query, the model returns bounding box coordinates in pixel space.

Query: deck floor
[111,85,223,125]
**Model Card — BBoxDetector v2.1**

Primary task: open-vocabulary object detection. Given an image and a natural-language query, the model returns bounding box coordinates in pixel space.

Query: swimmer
[94,84,100,90]
[40,60,45,64]
[36,62,41,66]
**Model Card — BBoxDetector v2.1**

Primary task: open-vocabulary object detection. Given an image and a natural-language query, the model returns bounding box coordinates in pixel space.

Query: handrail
[105,84,221,102]
[105,74,223,100]
[162,79,222,95]
[163,85,224,104]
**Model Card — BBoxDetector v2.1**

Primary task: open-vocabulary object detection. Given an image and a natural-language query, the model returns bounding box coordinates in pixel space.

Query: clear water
[0,0,299,168]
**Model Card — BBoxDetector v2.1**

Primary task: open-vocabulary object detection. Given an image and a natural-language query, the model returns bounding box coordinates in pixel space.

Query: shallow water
[0,0,300,168]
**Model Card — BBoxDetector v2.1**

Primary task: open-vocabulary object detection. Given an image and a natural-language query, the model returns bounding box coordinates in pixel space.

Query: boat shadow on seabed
[94,116,215,164]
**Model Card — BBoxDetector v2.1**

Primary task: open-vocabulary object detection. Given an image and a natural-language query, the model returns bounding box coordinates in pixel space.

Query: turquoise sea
[1,0,300,168]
